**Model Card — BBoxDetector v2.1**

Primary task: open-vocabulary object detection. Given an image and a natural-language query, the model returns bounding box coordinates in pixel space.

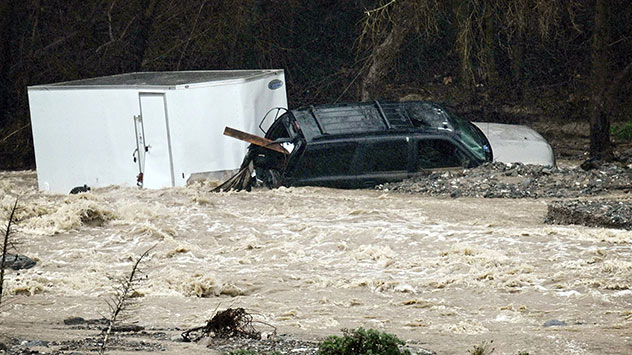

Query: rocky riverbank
[379,161,632,199]
[546,199,632,230]
[379,160,632,230]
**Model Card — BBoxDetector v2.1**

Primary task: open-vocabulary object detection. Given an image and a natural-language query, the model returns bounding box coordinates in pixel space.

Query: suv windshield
[450,115,489,161]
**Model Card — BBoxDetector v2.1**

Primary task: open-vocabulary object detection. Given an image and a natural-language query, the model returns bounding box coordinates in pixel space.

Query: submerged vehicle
[220,101,554,190]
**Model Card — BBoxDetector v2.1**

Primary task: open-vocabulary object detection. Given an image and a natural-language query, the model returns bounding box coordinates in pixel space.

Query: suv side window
[293,142,358,178]
[360,139,408,172]
[417,139,463,169]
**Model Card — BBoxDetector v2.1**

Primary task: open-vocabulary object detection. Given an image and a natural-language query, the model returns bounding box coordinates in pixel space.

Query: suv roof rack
[294,101,450,140]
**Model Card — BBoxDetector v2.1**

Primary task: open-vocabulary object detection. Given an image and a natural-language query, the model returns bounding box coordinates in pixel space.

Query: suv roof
[292,101,454,141]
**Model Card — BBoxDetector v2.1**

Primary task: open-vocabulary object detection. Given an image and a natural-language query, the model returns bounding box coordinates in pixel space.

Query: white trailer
[27,70,287,193]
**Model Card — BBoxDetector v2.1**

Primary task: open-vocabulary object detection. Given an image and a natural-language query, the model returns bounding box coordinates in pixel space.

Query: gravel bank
[205,334,434,355]
[546,199,632,230]
[378,162,631,198]
[379,161,632,230]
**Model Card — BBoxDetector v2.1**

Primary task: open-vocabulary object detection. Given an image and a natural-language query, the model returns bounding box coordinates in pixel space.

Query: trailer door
[137,93,174,188]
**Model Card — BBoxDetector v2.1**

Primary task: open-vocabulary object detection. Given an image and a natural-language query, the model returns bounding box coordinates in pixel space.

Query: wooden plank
[223,127,289,155]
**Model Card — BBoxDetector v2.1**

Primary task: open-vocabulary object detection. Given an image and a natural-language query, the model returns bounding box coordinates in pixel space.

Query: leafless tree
[358,0,441,100]
[99,246,154,354]
[0,198,18,308]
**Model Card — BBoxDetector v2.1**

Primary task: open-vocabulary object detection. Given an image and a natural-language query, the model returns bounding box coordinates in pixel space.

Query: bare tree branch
[99,245,155,354]
[0,123,30,145]
[177,0,207,70]
[0,198,19,308]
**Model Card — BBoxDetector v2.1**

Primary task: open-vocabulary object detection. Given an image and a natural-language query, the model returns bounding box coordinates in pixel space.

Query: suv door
[288,141,359,188]
[355,137,411,187]
[414,137,473,171]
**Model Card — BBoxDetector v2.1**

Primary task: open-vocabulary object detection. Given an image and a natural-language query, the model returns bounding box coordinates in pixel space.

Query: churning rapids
[0,170,630,354]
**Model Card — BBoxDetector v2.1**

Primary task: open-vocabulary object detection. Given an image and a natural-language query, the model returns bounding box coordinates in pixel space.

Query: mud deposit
[0,170,631,354]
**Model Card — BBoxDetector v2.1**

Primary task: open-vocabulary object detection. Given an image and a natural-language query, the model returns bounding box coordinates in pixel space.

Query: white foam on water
[2,171,631,354]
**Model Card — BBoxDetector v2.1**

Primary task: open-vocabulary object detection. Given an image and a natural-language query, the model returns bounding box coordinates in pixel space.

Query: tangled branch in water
[182,307,275,342]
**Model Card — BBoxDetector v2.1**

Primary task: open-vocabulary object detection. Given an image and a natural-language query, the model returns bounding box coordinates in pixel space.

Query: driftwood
[211,159,255,192]
[213,126,291,192]
[181,308,274,342]
[222,127,289,155]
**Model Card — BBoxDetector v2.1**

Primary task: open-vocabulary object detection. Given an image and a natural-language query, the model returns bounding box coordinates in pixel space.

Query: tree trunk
[481,3,498,89]
[589,0,612,159]
[127,0,161,71]
[509,26,525,99]
[0,0,15,125]
[360,20,408,101]
[454,0,474,89]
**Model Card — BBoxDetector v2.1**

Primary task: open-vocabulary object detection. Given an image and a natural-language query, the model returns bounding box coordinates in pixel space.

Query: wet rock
[171,334,185,342]
[543,320,568,327]
[4,254,36,270]
[519,177,533,188]
[69,184,91,194]
[112,324,145,332]
[580,157,602,170]
[24,340,49,347]
[545,200,632,230]
[85,318,109,326]
[64,317,86,325]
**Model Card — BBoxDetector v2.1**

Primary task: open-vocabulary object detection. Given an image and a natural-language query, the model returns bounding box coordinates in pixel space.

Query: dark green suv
[248,101,493,189]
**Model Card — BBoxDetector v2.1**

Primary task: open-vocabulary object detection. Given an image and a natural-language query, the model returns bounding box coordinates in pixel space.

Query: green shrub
[317,328,411,355]
[611,122,632,142]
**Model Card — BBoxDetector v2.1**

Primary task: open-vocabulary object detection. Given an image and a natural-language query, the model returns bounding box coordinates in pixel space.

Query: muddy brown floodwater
[0,170,631,354]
